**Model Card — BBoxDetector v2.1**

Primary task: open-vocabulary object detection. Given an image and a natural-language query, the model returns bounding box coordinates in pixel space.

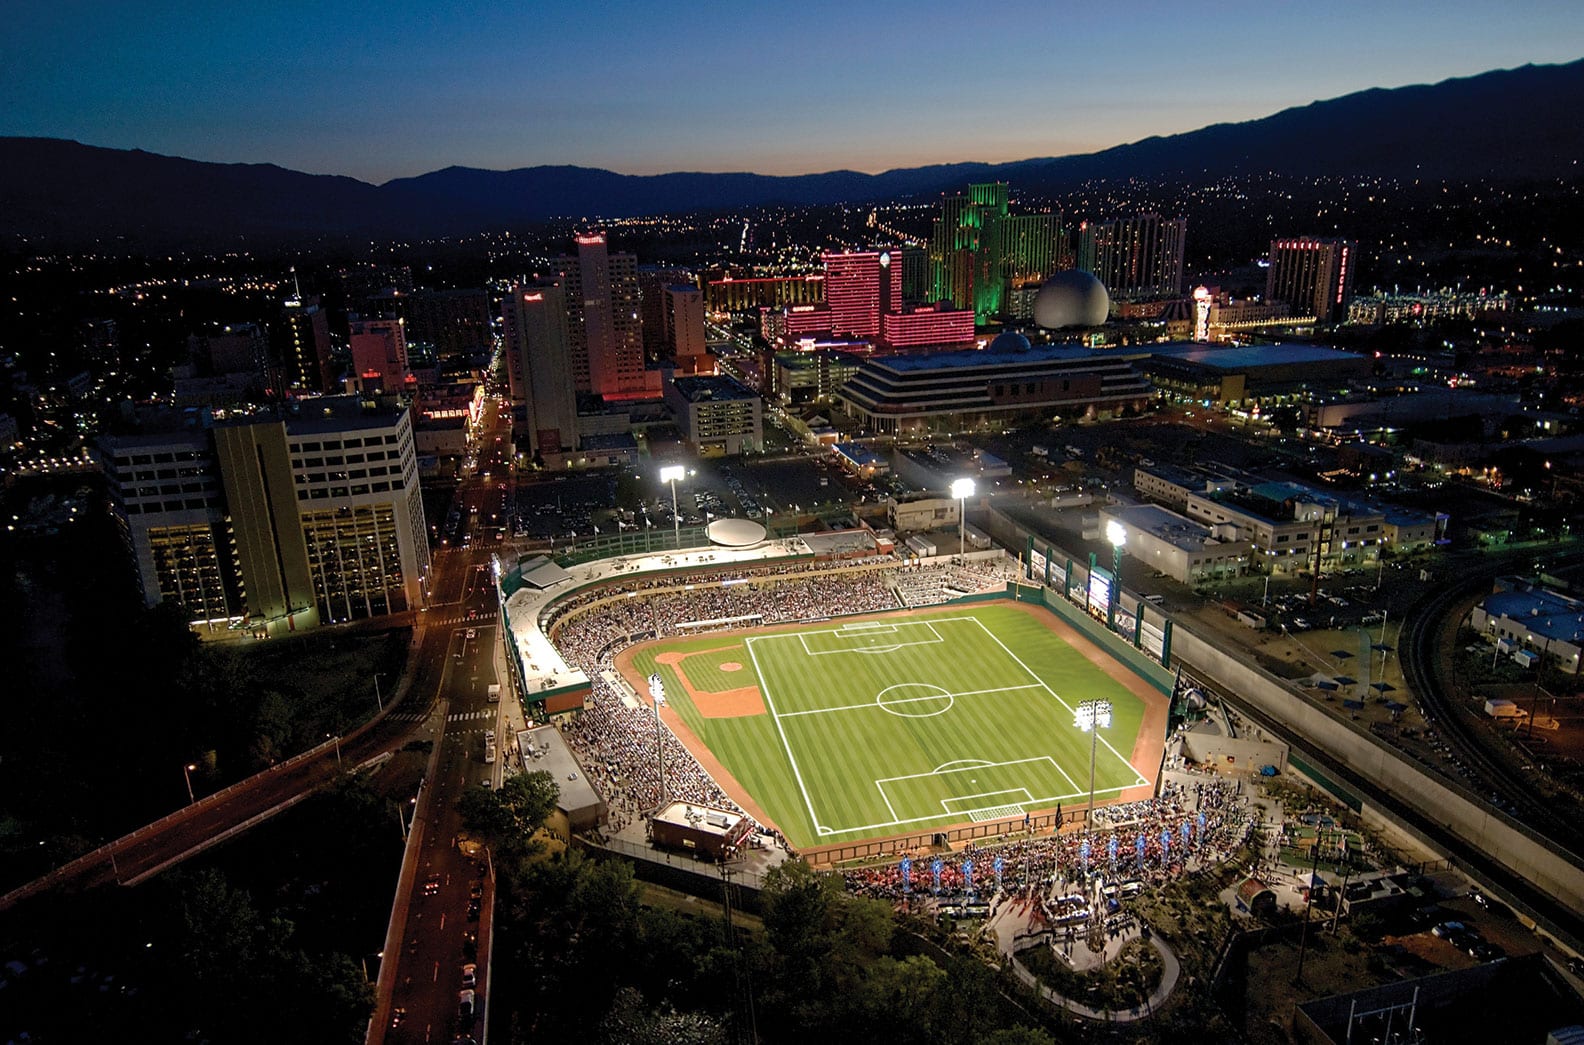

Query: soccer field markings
[794,618,945,657]
[964,616,1151,790]
[744,632,829,837]
[742,613,1149,838]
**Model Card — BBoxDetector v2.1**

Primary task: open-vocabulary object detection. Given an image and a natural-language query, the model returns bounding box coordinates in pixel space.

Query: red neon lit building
[878,304,976,350]
[822,250,901,339]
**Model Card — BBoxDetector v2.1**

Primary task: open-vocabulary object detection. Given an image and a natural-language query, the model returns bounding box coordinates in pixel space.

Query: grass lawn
[628,603,1152,849]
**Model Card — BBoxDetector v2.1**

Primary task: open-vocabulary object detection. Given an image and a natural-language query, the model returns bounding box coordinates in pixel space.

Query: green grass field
[629,602,1152,850]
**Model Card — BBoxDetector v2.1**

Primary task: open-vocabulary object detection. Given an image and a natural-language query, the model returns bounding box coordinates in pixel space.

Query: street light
[182,762,198,805]
[950,477,975,558]
[660,465,686,550]
[1105,519,1127,632]
[1074,699,1112,838]
[327,733,343,771]
[373,672,384,713]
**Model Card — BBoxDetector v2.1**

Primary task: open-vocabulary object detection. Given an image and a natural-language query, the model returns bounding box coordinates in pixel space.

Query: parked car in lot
[458,989,476,1018]
[461,962,476,988]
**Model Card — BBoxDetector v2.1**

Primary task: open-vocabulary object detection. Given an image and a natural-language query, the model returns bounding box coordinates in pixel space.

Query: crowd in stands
[840,774,1255,923]
[553,560,984,845]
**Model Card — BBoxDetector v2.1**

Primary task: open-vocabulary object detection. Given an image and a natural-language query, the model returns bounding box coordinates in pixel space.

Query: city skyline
[3,1,1582,183]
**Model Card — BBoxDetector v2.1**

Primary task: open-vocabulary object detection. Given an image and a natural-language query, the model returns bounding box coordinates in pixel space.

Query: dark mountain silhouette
[3,59,1580,246]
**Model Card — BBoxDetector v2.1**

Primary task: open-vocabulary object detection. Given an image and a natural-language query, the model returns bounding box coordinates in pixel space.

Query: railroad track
[1396,551,1584,853]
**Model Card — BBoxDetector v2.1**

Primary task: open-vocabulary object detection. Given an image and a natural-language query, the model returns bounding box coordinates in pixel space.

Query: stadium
[500,532,1179,863]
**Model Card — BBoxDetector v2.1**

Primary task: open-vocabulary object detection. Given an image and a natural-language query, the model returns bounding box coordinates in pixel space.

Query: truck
[1483,698,1527,721]
[487,683,501,703]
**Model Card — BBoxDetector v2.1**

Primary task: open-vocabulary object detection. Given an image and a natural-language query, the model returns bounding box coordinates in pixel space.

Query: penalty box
[796,618,945,656]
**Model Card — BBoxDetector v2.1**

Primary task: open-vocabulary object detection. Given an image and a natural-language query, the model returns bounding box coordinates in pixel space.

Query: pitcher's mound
[720,662,744,672]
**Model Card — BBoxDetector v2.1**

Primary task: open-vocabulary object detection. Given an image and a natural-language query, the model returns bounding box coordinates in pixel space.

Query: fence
[805,810,1080,868]
[586,834,769,897]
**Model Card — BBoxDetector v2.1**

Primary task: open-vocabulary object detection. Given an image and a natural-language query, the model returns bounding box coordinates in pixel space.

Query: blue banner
[931,857,943,895]
[1080,837,1091,876]
[1107,834,1119,869]
[1160,827,1172,862]
[900,854,912,893]
[993,855,1004,890]
[1136,832,1147,867]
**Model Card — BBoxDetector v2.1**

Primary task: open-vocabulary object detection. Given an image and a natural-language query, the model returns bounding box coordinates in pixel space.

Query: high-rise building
[929,183,1061,323]
[349,317,409,391]
[663,285,709,371]
[501,284,579,459]
[277,295,335,393]
[1077,214,1187,302]
[1266,237,1357,323]
[189,324,268,378]
[823,250,901,338]
[100,396,429,634]
[403,288,493,357]
[554,233,657,400]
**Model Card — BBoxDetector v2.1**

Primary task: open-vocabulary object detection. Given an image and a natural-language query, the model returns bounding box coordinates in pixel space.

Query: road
[373,396,518,1045]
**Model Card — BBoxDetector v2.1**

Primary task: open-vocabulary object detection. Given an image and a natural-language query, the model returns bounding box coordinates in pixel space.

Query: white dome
[1033,270,1110,329]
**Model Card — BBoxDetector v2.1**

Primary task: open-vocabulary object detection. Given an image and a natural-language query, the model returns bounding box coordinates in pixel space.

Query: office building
[662,284,709,371]
[1267,237,1357,324]
[554,233,658,400]
[929,183,1061,323]
[664,375,762,456]
[189,324,268,378]
[349,317,409,391]
[1141,343,1372,407]
[276,295,335,393]
[501,284,579,460]
[1077,214,1187,302]
[770,349,864,405]
[100,396,430,634]
[1099,503,1251,584]
[403,288,493,357]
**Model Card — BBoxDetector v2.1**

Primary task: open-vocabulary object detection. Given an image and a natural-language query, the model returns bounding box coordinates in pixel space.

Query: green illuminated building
[929,182,1061,324]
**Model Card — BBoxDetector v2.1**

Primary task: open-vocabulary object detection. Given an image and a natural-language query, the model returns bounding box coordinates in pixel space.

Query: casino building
[835,338,1152,435]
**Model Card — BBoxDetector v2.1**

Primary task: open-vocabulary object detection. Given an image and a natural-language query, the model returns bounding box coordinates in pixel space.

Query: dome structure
[987,331,1032,353]
[1033,270,1110,329]
[707,517,766,548]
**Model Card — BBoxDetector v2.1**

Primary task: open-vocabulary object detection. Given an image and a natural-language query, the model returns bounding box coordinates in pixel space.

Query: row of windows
[126,498,216,514]
[296,483,396,499]
[292,448,401,468]
[290,433,400,453]
[112,451,206,467]
[296,466,399,484]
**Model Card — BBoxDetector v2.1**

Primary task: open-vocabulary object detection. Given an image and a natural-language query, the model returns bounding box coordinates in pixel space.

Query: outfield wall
[1169,625,1584,936]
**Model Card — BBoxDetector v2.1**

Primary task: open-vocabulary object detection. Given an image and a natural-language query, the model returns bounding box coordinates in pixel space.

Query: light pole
[327,734,342,771]
[182,762,197,805]
[1074,699,1112,838]
[660,465,686,551]
[950,477,975,559]
[1105,519,1127,632]
[373,672,384,713]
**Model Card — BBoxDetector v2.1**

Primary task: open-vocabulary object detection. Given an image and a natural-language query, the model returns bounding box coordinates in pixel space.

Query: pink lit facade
[878,304,975,350]
[822,250,900,339]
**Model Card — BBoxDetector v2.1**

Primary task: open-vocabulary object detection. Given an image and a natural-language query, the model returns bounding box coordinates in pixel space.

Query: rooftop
[1149,343,1364,370]
[672,375,756,402]
[1481,586,1584,645]
[875,342,1116,372]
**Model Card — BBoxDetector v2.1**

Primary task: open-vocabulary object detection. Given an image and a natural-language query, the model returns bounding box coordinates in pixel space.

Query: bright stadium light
[950,478,975,557]
[1105,518,1126,631]
[660,465,687,550]
[1074,699,1112,838]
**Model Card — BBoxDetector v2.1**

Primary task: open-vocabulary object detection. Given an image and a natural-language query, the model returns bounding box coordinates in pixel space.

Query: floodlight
[1074,699,1112,732]
[659,465,686,484]
[949,477,975,500]
[1105,519,1127,548]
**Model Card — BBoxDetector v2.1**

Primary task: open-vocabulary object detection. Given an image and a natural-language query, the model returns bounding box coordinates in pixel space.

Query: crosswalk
[447,709,495,723]
[386,710,427,723]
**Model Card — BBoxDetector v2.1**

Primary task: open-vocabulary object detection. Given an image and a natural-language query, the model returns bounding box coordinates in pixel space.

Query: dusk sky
[4,0,1583,184]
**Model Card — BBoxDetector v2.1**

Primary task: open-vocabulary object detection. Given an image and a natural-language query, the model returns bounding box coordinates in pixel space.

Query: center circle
[875,682,954,718]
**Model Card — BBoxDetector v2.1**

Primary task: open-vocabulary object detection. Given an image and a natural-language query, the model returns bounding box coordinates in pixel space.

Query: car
[458,989,476,1018]
[1470,941,1504,962]
[467,900,481,921]
[1431,921,1466,938]
[460,962,476,988]
[423,874,441,896]
[461,929,478,959]
[390,1007,406,1029]
[466,628,477,640]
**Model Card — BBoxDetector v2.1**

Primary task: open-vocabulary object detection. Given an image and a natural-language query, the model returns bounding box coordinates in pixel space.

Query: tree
[459,770,558,861]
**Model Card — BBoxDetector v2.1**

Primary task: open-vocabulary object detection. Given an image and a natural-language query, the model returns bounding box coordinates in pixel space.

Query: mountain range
[3,58,1582,246]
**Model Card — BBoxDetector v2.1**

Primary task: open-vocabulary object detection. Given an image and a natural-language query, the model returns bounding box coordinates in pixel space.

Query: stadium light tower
[1074,699,1112,838]
[950,477,975,558]
[1105,518,1127,632]
[660,465,687,550]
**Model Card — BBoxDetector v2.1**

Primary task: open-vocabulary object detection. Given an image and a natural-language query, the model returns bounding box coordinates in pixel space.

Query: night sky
[4,0,1582,184]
